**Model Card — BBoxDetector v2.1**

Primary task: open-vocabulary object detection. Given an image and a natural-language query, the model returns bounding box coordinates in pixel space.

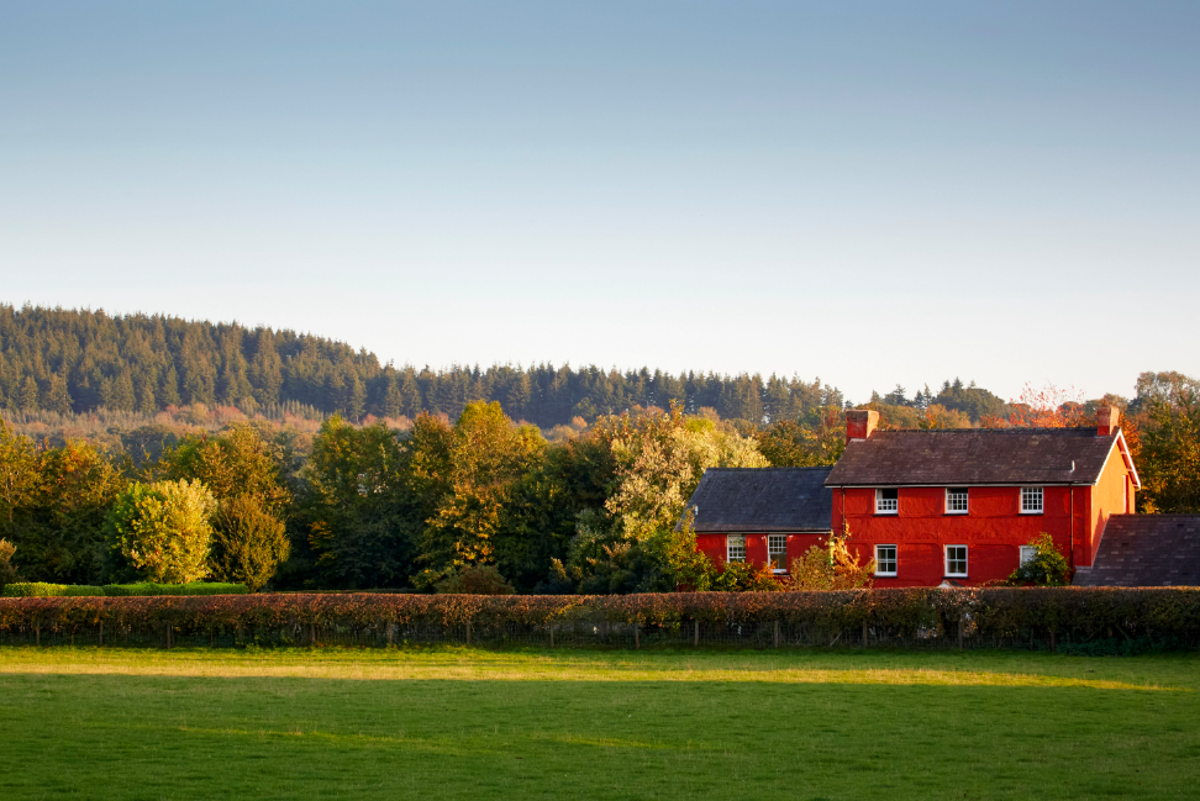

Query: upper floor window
[727,535,746,563]
[945,487,969,514]
[875,488,898,514]
[945,545,968,577]
[1021,486,1044,514]
[875,544,898,577]
[768,535,787,572]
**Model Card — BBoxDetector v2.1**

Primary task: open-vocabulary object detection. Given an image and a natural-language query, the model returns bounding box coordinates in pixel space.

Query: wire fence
[0,617,1167,653]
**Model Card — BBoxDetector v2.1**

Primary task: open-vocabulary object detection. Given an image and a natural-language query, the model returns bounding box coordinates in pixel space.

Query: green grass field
[1,647,1197,800]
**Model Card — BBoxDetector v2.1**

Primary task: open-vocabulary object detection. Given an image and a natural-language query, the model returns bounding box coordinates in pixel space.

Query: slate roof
[825,427,1120,487]
[1074,515,1200,587]
[686,467,833,533]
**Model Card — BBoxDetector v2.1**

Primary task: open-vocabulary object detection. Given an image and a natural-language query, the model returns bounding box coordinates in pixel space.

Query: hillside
[0,305,848,428]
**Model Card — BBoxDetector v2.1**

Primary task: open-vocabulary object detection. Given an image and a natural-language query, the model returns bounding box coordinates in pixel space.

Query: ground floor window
[875,544,897,576]
[1019,545,1038,566]
[727,534,746,562]
[768,535,787,572]
[945,545,968,577]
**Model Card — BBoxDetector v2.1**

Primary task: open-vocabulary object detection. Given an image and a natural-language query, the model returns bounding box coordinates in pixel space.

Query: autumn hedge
[1,588,1198,649]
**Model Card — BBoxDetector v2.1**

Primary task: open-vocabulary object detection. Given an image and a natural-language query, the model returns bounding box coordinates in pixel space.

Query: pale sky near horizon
[1,1,1197,404]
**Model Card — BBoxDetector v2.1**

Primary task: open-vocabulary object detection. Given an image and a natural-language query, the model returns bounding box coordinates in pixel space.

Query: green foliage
[100,582,248,596]
[209,496,290,592]
[2,582,105,597]
[300,415,436,590]
[787,531,876,591]
[104,479,218,583]
[0,538,17,592]
[1138,387,1200,513]
[1005,533,1071,586]
[434,565,516,595]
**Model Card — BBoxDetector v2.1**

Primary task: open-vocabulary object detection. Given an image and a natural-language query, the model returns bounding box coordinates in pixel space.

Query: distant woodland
[0,304,1023,431]
[2,303,1198,595]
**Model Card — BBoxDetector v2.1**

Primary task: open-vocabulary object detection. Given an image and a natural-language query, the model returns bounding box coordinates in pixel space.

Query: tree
[414,402,545,587]
[1138,387,1200,513]
[786,528,875,591]
[104,479,217,583]
[0,538,18,592]
[209,495,290,591]
[0,420,40,525]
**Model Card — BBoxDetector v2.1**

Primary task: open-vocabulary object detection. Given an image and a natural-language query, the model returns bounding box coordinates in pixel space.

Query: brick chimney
[846,409,879,443]
[1096,405,1120,437]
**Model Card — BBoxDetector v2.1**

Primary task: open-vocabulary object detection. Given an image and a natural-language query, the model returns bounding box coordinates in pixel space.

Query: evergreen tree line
[0,304,843,427]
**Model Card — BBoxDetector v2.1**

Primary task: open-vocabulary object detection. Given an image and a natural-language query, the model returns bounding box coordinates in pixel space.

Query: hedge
[0,588,1198,650]
[2,582,247,598]
[2,583,106,597]
[101,583,249,597]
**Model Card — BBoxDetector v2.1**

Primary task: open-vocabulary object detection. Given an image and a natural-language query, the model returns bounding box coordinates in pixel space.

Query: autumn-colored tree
[0,420,40,525]
[414,402,546,587]
[0,538,18,591]
[1138,387,1200,513]
[104,479,218,583]
[209,495,290,591]
[981,383,1088,428]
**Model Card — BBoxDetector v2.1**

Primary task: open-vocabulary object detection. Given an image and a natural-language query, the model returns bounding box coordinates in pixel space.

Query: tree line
[1,369,1198,594]
[0,304,844,427]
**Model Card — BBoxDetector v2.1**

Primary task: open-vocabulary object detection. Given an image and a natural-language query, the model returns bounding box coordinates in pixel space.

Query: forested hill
[0,305,849,427]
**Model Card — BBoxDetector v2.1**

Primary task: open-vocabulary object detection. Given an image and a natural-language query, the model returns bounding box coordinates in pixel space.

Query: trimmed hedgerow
[0,587,1197,649]
[3,583,106,597]
[101,582,249,597]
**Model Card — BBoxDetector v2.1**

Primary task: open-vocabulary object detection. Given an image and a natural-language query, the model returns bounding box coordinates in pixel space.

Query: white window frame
[1020,486,1044,514]
[1019,545,1038,567]
[726,534,746,563]
[875,488,899,514]
[767,534,788,573]
[945,545,968,578]
[875,544,898,577]
[945,487,969,515]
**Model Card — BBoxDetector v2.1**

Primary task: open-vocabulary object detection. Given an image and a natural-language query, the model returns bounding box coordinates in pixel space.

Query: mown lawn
[1,646,1196,800]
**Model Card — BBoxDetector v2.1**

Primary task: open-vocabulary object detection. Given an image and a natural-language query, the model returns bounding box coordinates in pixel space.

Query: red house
[824,407,1140,586]
[688,467,833,576]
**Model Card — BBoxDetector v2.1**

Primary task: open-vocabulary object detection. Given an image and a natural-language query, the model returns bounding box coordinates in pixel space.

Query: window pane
[727,535,745,562]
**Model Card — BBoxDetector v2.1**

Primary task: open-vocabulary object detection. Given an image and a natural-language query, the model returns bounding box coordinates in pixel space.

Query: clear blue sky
[1,1,1196,403]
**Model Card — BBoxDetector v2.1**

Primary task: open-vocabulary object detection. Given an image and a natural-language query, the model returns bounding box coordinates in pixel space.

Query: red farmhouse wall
[695,533,825,574]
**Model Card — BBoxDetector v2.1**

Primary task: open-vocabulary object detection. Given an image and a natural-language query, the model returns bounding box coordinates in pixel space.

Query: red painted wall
[695,532,826,576]
[831,485,1087,587]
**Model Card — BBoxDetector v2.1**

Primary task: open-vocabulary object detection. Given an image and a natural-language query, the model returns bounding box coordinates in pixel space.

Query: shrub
[3,583,105,597]
[1005,533,1071,586]
[435,565,516,595]
[101,582,248,596]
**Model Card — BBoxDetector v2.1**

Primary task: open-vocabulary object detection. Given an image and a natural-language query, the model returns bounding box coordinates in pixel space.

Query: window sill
[875,573,897,578]
[944,511,968,516]
[874,511,899,516]
[1019,510,1044,515]
[944,575,968,580]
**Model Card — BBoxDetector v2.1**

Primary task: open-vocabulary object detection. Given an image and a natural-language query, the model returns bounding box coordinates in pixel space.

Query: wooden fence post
[634,622,640,650]
[957,616,964,650]
[775,620,781,649]
[99,621,104,647]
[466,620,472,646]
[694,620,699,647]
[34,624,40,647]
[862,621,868,649]
[549,624,554,648]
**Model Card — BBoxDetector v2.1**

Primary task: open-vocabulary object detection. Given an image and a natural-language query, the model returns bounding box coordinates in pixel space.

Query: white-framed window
[945,545,968,577]
[768,535,787,572]
[875,488,898,514]
[726,534,746,563]
[875,545,898,577]
[1019,545,1038,566]
[945,487,969,514]
[1021,486,1044,514]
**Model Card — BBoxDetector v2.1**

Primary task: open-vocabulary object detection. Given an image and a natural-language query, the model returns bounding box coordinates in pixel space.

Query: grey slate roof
[686,467,833,533]
[1074,515,1200,587]
[825,427,1119,487]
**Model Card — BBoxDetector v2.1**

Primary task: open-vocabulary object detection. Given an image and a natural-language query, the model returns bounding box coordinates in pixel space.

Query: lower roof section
[687,467,833,534]
[1073,514,1200,587]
